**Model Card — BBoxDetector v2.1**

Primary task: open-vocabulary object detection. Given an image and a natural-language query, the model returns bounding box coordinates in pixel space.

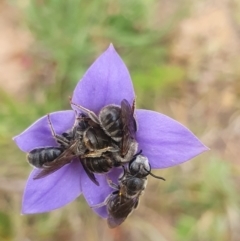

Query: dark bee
[93,152,165,228]
[28,113,119,186]
[27,147,64,168]
[80,123,119,184]
[82,122,118,156]
[27,114,88,177]
[71,99,138,165]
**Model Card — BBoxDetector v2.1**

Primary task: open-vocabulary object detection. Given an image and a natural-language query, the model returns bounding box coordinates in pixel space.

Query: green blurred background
[1,0,240,240]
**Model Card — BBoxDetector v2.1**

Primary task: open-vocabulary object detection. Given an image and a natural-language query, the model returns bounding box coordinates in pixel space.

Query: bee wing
[80,160,99,186]
[108,216,127,229]
[34,149,76,179]
[120,99,137,156]
[107,196,138,228]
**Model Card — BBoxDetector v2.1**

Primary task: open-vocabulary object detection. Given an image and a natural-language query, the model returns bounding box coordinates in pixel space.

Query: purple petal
[13,110,75,152]
[81,166,122,218]
[136,110,209,169]
[22,159,82,214]
[72,44,135,114]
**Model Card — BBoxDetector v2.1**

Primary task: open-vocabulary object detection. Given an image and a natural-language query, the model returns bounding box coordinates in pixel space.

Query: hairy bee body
[27,113,120,185]
[28,99,139,186]
[71,99,138,166]
[99,106,123,142]
[97,154,165,228]
[82,155,113,173]
[27,147,64,168]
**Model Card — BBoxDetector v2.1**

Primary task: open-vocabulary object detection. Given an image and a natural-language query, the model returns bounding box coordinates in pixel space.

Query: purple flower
[13,44,208,218]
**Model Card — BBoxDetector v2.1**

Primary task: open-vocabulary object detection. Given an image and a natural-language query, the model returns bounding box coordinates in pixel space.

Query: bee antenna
[148,171,165,181]
[133,150,142,159]
[143,166,165,181]
[119,165,127,181]
[129,150,143,166]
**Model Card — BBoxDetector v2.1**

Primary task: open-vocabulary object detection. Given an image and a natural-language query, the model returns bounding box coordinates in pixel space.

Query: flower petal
[72,44,135,114]
[22,159,82,214]
[81,166,122,218]
[136,109,209,169]
[13,110,75,152]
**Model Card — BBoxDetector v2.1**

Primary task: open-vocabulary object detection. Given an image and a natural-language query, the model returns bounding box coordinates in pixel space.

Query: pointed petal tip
[12,134,22,144]
[197,140,210,153]
[21,204,33,215]
[21,208,28,215]
[192,142,210,158]
[108,43,115,50]
[72,43,134,112]
[12,134,22,149]
[13,110,75,153]
[136,109,211,169]
[203,144,210,152]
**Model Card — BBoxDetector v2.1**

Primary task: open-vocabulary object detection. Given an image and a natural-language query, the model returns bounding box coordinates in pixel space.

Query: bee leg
[84,146,119,158]
[90,175,118,208]
[81,159,99,186]
[131,99,136,112]
[106,174,119,190]
[47,114,70,147]
[118,166,127,181]
[90,194,111,209]
[71,102,100,124]
[122,141,139,162]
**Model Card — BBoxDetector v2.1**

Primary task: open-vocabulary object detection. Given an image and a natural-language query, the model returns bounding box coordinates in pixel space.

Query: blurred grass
[1,0,240,240]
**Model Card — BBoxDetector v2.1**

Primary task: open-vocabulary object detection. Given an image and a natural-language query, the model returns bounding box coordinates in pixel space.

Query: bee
[27,114,88,175]
[80,123,120,184]
[93,152,165,228]
[82,122,119,157]
[71,99,138,166]
[28,113,119,185]
[27,147,64,168]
